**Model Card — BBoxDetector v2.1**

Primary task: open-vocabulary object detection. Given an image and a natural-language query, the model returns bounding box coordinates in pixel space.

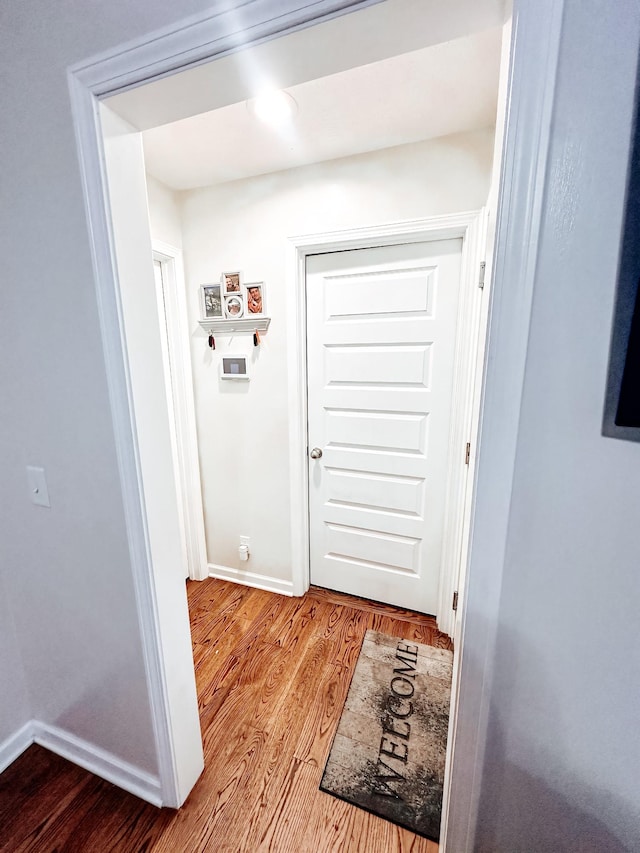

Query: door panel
[325,409,428,453]
[324,467,425,515]
[325,345,432,386]
[324,267,435,318]
[307,239,463,614]
[326,524,421,573]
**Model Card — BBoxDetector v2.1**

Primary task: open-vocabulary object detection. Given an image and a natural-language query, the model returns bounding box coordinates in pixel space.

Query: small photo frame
[224,293,244,319]
[244,281,266,317]
[200,284,223,320]
[222,271,242,294]
[220,355,249,380]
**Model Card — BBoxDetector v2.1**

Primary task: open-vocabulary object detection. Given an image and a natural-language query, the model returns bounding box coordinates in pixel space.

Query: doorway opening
[67,0,568,843]
[101,0,509,634]
[99,0,509,818]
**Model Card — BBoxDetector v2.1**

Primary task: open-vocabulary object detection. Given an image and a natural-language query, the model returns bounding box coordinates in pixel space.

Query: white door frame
[152,242,209,582]
[286,212,487,637]
[66,0,564,843]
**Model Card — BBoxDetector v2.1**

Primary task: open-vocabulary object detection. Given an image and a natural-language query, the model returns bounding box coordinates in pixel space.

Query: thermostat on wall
[220,355,249,380]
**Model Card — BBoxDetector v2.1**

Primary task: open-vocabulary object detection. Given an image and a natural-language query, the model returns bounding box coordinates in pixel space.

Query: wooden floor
[0,579,452,852]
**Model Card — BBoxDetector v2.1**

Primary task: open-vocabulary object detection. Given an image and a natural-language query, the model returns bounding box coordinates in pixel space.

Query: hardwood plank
[365,613,451,649]
[153,724,269,853]
[190,583,253,647]
[262,594,325,648]
[301,787,437,853]
[192,614,251,677]
[231,585,278,623]
[0,578,448,852]
[0,747,94,852]
[320,602,370,669]
[244,758,320,852]
[13,776,171,853]
[202,640,296,736]
[293,661,353,768]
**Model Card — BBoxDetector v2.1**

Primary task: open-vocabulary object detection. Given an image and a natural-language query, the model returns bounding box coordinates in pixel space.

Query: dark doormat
[320,629,453,842]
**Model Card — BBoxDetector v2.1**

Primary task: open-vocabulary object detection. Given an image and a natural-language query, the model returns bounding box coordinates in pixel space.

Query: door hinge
[465,442,471,465]
[478,261,486,289]
[452,591,459,611]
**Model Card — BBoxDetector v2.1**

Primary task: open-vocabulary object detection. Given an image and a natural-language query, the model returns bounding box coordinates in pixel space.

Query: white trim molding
[209,564,294,597]
[0,720,162,806]
[286,212,487,623]
[436,209,488,638]
[0,722,34,775]
[69,72,187,807]
[34,723,162,806]
[440,2,565,851]
[153,242,209,582]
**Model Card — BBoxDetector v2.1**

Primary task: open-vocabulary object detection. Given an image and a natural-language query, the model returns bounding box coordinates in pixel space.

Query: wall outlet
[240,535,250,547]
[27,465,51,508]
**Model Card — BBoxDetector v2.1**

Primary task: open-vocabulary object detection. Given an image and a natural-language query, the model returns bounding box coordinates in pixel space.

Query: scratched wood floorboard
[0,578,447,853]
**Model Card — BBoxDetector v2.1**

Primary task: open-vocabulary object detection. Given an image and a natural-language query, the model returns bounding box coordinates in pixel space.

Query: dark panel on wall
[603,57,640,441]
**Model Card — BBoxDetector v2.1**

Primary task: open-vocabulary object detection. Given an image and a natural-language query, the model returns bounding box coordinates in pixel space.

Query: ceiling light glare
[250,90,297,126]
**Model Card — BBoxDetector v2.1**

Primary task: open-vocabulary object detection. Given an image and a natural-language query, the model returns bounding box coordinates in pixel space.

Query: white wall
[475,1,640,850]
[147,174,183,249]
[178,131,494,584]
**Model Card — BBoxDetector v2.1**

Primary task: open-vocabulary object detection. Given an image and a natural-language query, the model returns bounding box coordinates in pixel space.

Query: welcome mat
[320,629,453,841]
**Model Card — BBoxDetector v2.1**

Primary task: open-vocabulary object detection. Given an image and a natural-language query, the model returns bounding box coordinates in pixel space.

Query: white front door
[306,239,463,615]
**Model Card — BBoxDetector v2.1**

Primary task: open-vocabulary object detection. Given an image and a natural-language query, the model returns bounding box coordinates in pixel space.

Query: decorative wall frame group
[200,271,266,323]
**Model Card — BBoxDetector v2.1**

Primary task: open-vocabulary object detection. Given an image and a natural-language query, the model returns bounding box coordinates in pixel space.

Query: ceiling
[106,0,506,191]
[141,27,502,190]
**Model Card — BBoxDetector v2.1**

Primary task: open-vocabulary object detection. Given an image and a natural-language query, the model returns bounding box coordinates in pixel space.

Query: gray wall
[0,0,215,774]
[0,574,29,746]
[476,1,640,850]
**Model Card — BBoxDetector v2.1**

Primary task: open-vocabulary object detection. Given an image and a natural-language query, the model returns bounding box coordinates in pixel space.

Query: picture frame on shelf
[244,281,266,318]
[200,284,223,320]
[221,271,242,294]
[224,293,244,319]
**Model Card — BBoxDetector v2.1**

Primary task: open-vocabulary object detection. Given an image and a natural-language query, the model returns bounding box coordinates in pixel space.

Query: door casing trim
[286,210,487,636]
[152,242,209,582]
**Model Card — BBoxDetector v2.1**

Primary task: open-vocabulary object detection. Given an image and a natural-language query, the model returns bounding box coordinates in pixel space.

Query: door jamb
[152,242,209,582]
[286,211,487,627]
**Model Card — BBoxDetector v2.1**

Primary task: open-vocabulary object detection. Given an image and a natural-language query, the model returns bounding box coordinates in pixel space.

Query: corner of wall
[0,572,32,772]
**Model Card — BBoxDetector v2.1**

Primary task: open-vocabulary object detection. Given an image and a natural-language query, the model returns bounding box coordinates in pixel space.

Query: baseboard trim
[33,722,163,806]
[208,563,294,597]
[0,721,35,773]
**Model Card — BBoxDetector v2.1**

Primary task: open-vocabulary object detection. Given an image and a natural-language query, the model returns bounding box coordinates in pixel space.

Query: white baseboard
[0,721,35,773]
[30,722,163,806]
[208,563,295,597]
[0,719,163,806]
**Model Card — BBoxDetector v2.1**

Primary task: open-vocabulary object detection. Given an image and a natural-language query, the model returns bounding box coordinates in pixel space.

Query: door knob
[310,447,323,459]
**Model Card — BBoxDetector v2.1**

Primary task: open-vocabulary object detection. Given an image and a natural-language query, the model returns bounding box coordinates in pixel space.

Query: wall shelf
[198,317,271,334]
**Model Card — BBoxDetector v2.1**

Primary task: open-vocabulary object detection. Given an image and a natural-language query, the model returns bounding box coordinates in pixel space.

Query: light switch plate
[27,465,51,508]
